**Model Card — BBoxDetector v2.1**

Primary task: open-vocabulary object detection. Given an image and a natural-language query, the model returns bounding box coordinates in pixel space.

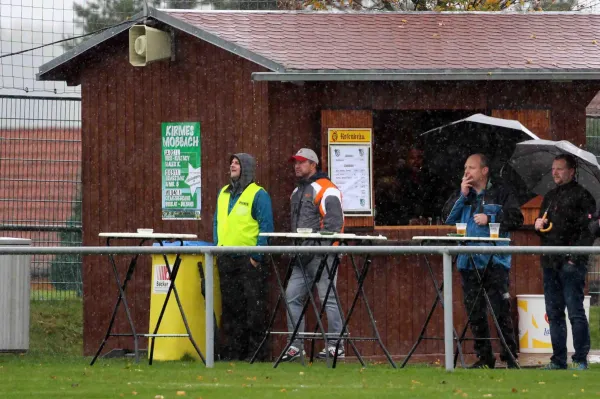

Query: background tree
[284,0,580,11]
[65,0,200,48]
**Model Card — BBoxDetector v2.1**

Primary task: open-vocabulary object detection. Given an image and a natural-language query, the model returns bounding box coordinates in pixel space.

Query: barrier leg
[443,252,454,372]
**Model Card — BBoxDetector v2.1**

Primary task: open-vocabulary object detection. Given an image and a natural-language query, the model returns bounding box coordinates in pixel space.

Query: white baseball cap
[289,148,319,164]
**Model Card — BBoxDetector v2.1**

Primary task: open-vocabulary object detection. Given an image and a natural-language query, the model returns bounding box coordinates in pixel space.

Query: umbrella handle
[539,211,553,233]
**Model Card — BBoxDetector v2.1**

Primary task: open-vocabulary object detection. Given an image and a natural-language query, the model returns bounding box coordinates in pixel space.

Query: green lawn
[591,306,600,349]
[1,355,600,399]
[29,298,83,356]
[2,300,597,398]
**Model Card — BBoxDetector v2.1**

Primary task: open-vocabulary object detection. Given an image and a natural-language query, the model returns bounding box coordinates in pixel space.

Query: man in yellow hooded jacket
[214,153,273,361]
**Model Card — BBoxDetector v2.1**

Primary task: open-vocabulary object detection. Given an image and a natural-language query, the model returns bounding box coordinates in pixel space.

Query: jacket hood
[228,153,256,194]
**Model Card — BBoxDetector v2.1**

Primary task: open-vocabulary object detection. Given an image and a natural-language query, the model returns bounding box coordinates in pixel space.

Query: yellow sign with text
[328,129,371,143]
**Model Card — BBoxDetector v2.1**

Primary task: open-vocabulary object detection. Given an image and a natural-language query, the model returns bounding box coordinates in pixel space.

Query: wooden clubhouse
[38,9,600,360]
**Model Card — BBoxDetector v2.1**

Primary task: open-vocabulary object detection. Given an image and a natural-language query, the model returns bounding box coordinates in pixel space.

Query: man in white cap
[281,148,345,361]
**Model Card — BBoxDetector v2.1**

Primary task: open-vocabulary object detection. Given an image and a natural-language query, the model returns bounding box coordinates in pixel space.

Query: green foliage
[282,0,578,11]
[212,0,278,10]
[49,190,83,294]
[64,0,200,49]
[538,0,577,11]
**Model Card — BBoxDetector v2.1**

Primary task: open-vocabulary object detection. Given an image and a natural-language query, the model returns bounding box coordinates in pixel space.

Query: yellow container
[149,253,221,361]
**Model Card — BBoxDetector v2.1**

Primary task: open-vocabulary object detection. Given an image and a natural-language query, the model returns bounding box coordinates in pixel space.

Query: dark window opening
[373,110,483,226]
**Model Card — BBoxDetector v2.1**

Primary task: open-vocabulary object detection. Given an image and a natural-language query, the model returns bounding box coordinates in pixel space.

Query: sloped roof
[163,11,600,71]
[38,9,600,82]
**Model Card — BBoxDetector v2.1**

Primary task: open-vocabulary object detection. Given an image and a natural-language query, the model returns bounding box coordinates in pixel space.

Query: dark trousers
[218,255,269,361]
[460,264,518,362]
[543,263,590,367]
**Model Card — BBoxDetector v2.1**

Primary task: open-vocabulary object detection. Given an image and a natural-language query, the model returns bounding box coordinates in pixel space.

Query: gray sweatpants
[285,254,343,348]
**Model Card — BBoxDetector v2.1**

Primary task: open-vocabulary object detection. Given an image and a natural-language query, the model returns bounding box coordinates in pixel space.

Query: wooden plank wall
[80,33,272,356]
[79,33,600,359]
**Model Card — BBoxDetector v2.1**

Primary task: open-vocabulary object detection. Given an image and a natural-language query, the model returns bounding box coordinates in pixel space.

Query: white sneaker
[317,346,345,359]
[281,345,305,362]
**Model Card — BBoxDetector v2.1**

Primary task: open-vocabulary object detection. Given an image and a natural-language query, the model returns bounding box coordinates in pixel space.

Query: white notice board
[329,144,373,215]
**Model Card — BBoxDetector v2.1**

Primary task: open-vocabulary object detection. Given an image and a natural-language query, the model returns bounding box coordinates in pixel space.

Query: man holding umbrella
[534,154,595,370]
[443,153,523,369]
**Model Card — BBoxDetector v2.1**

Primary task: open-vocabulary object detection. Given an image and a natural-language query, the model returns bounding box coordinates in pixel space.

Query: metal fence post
[442,251,454,372]
[205,252,214,368]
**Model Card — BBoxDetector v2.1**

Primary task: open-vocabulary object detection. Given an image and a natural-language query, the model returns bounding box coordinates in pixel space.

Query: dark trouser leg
[314,255,343,347]
[242,257,269,361]
[218,256,246,360]
[461,269,494,362]
[560,262,590,364]
[543,267,568,368]
[484,264,518,361]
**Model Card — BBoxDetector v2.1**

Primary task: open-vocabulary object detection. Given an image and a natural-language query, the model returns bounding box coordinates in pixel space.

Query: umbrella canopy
[418,113,539,204]
[508,139,600,204]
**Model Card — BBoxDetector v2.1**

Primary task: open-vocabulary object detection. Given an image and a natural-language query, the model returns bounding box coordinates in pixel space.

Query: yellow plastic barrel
[149,243,221,361]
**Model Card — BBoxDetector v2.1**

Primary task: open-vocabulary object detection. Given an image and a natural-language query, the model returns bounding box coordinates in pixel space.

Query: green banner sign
[161,122,201,220]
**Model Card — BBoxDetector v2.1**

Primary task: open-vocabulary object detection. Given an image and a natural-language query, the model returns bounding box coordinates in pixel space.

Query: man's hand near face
[461,175,474,197]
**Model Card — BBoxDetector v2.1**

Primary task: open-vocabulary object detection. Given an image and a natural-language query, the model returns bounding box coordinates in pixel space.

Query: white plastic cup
[489,223,500,238]
[456,223,467,236]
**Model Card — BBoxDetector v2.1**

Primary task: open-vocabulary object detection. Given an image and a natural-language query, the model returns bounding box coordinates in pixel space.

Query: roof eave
[36,12,146,82]
[251,70,600,82]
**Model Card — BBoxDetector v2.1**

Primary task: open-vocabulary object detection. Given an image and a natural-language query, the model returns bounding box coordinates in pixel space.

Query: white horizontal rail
[0,245,592,255]
[8,245,590,371]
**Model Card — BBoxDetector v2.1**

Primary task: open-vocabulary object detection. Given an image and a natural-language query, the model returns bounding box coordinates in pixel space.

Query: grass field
[591,306,600,349]
[29,298,83,356]
[1,300,599,398]
[1,355,600,399]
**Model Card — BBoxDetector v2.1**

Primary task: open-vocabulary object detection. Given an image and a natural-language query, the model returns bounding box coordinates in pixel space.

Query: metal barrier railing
[4,244,597,370]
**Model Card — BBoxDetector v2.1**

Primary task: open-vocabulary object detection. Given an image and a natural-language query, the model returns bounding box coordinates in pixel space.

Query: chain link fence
[0,94,82,300]
[586,116,600,304]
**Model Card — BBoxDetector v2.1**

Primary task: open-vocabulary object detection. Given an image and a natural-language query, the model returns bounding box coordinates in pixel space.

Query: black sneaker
[317,346,345,359]
[468,358,496,369]
[281,346,305,362]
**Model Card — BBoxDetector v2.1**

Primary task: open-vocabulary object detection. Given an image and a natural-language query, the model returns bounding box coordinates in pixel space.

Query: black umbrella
[509,139,600,205]
[418,113,539,204]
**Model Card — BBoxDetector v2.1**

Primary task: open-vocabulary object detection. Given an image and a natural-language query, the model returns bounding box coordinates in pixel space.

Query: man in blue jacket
[214,153,274,361]
[442,153,523,369]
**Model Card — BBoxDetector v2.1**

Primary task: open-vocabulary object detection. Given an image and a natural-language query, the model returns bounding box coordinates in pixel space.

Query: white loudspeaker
[128,25,172,67]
